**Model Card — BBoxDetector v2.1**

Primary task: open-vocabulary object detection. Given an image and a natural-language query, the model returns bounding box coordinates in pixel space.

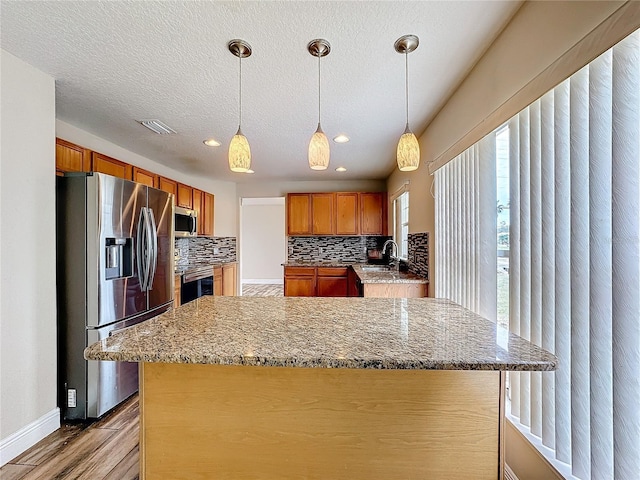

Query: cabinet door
[335,193,359,235]
[360,192,387,235]
[177,183,193,209]
[192,189,203,234]
[202,193,214,236]
[91,152,133,180]
[174,275,181,307]
[159,177,178,199]
[287,194,312,235]
[132,166,158,188]
[347,267,360,297]
[222,264,237,296]
[284,276,316,296]
[213,267,223,296]
[56,138,90,173]
[312,193,335,235]
[317,276,348,297]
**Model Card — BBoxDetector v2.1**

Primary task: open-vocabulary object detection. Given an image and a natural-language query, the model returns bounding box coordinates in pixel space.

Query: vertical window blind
[434,134,497,322]
[434,30,640,479]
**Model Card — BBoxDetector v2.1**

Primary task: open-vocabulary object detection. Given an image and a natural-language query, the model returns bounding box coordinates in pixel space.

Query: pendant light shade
[309,123,330,170]
[307,39,331,171]
[395,35,420,172]
[229,127,251,173]
[397,127,420,172]
[228,39,252,173]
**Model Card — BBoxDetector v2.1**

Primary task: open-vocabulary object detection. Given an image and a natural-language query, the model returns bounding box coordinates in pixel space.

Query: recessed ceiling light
[333,134,349,143]
[203,138,221,147]
[246,169,255,174]
[336,166,347,172]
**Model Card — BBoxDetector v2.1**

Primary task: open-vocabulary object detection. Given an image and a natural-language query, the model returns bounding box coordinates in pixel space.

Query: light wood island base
[139,362,504,480]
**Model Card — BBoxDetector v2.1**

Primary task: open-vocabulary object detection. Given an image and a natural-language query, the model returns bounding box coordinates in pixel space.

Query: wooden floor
[242,283,283,296]
[1,395,140,480]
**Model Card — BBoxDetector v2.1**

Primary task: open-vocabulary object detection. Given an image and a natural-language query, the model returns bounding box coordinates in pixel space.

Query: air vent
[137,119,177,135]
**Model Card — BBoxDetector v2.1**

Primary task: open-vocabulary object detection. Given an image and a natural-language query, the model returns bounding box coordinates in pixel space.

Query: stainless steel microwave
[175,206,198,237]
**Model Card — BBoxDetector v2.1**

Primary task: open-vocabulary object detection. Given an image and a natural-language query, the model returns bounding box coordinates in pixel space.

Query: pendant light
[307,39,331,171]
[395,34,420,172]
[228,39,252,173]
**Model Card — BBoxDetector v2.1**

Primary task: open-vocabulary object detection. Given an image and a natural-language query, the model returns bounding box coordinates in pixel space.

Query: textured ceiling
[1,1,521,182]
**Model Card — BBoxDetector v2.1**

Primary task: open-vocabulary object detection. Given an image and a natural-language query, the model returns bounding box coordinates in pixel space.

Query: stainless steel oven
[175,206,197,237]
[181,266,214,304]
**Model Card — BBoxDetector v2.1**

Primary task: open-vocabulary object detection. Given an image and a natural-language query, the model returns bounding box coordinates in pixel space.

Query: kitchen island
[85,296,556,480]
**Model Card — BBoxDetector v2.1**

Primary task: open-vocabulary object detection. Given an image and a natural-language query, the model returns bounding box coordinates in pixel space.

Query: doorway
[239,197,286,295]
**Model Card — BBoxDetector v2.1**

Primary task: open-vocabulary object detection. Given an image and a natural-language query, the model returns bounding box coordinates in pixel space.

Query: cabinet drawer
[317,267,348,277]
[284,266,316,276]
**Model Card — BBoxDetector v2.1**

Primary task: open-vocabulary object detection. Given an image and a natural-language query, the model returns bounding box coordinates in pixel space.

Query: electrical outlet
[67,388,77,408]
[213,247,220,255]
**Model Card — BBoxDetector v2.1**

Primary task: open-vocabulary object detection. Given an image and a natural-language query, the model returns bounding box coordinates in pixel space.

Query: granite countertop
[283,261,360,267]
[175,260,236,275]
[85,296,556,371]
[283,262,428,284]
[351,265,428,284]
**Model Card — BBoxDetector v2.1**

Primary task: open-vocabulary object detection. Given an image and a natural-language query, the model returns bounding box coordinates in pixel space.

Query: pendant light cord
[318,54,321,125]
[405,51,409,127]
[239,54,243,130]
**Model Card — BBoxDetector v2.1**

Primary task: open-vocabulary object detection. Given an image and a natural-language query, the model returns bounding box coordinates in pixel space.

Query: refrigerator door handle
[147,208,158,291]
[136,208,147,291]
[142,207,153,292]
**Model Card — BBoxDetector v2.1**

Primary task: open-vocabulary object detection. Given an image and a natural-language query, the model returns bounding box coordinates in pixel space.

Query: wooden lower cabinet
[285,267,349,297]
[362,283,427,298]
[284,267,316,297]
[213,267,223,296]
[140,363,502,480]
[222,263,237,296]
[316,267,348,297]
[174,275,181,307]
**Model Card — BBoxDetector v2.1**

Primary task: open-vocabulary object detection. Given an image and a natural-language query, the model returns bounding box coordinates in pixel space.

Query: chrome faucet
[382,239,399,269]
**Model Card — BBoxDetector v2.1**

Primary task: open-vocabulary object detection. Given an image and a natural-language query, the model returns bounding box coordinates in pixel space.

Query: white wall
[240,198,285,283]
[56,120,238,237]
[0,50,59,461]
[236,179,385,199]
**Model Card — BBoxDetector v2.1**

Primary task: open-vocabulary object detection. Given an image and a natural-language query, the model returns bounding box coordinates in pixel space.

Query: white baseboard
[243,279,283,285]
[0,408,60,466]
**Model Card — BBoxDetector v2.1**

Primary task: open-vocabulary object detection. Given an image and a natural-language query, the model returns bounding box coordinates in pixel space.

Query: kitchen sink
[360,265,396,272]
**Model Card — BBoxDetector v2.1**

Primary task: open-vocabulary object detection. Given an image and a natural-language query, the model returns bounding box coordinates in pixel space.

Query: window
[392,191,409,259]
[435,29,640,480]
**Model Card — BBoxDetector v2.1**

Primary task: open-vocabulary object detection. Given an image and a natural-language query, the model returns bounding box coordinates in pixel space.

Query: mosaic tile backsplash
[175,237,237,266]
[407,232,429,281]
[288,236,391,263]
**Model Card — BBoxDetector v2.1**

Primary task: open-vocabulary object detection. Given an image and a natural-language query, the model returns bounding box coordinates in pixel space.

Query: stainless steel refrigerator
[56,172,174,420]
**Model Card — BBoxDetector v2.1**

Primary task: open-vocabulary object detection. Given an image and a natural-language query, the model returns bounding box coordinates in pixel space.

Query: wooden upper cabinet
[335,193,359,235]
[132,166,158,188]
[192,189,203,233]
[311,193,335,235]
[192,189,214,236]
[177,183,193,209]
[287,194,312,235]
[91,152,133,180]
[360,192,387,235]
[56,138,90,173]
[159,177,178,199]
[202,192,214,237]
